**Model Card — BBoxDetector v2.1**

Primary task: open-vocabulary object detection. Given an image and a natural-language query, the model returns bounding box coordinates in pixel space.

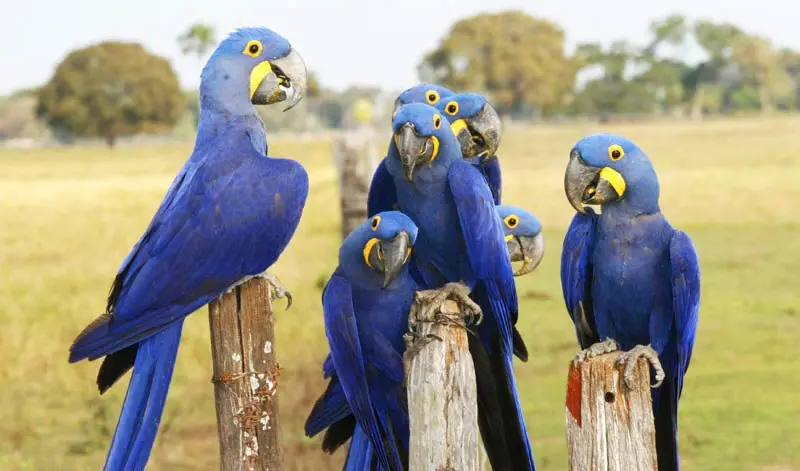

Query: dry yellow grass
[0,116,799,470]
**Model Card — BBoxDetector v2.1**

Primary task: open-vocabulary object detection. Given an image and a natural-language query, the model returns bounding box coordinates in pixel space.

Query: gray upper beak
[381,231,412,288]
[565,148,600,214]
[506,233,545,277]
[394,123,434,180]
[462,102,502,159]
[252,48,307,111]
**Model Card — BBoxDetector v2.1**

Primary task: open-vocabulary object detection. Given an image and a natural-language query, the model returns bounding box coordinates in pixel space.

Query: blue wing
[323,275,397,470]
[560,209,600,349]
[447,160,517,348]
[479,156,503,205]
[667,230,700,397]
[366,159,398,217]
[70,150,308,363]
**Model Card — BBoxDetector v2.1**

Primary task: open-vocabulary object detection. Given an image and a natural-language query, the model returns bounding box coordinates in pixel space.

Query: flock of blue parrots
[67,26,700,471]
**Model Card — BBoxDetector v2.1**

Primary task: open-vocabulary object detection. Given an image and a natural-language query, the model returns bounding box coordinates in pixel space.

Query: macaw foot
[408,282,483,334]
[616,344,665,389]
[402,331,443,383]
[220,272,293,310]
[572,338,619,366]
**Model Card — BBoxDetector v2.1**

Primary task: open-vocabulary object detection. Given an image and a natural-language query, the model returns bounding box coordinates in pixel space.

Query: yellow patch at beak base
[450,118,468,137]
[362,237,380,268]
[599,167,626,197]
[428,136,439,163]
[249,61,273,100]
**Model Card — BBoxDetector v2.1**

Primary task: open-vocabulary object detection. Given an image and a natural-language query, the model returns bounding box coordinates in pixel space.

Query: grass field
[1,116,799,471]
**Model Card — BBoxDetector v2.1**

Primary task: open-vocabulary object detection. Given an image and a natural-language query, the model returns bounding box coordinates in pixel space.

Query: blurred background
[1,1,798,470]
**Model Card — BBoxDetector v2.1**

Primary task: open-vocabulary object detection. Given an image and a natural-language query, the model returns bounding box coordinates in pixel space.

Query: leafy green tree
[177,23,216,61]
[730,35,793,112]
[419,11,576,117]
[685,21,743,118]
[37,41,186,147]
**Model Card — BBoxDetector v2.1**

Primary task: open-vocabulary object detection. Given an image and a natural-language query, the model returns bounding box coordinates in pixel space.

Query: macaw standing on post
[376,102,536,470]
[560,133,700,471]
[68,27,309,471]
[305,212,420,471]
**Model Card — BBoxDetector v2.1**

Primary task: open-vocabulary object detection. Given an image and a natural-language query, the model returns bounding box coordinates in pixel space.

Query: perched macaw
[561,133,700,471]
[377,102,536,470]
[304,211,419,471]
[496,205,545,277]
[368,84,456,217]
[67,27,309,471]
[435,92,504,204]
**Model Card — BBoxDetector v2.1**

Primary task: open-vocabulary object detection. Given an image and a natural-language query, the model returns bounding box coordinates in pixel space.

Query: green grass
[1,116,799,470]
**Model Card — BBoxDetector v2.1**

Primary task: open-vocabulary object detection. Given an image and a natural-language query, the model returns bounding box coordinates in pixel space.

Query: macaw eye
[433,114,442,129]
[445,101,459,115]
[608,144,624,161]
[243,40,263,57]
[371,215,381,231]
[426,90,440,105]
[504,214,519,229]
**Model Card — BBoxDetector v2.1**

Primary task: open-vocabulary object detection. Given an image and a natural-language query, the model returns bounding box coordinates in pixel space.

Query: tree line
[4,13,799,145]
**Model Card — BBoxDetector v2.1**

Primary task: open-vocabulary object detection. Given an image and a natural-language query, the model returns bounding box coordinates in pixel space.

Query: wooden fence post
[403,291,479,471]
[332,127,381,240]
[565,351,657,471]
[208,277,283,471]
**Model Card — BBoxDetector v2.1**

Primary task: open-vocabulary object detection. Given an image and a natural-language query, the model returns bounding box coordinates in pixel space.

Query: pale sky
[0,0,797,95]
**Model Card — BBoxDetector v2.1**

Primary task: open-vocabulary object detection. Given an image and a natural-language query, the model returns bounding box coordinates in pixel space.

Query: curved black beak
[250,48,307,111]
[394,123,437,180]
[450,102,501,159]
[380,231,412,288]
[565,148,625,214]
[506,233,545,277]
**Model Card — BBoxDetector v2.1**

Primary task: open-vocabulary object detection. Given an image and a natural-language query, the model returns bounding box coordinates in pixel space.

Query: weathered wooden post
[331,98,381,240]
[208,278,283,471]
[403,287,480,471]
[565,351,657,471]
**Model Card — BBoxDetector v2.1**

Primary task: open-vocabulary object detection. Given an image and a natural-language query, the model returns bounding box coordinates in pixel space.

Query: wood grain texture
[208,277,283,471]
[565,351,657,471]
[332,128,380,239]
[404,297,479,471]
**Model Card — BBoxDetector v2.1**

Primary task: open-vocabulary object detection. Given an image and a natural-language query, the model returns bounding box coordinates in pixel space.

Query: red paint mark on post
[566,362,582,427]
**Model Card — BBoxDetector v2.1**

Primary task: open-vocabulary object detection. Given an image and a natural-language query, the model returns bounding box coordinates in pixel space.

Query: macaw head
[436,93,501,162]
[496,205,545,276]
[340,211,419,289]
[390,103,460,180]
[392,83,455,120]
[565,133,659,215]
[200,27,307,114]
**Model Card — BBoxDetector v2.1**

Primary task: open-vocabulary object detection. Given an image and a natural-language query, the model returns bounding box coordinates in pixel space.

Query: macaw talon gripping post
[616,344,666,389]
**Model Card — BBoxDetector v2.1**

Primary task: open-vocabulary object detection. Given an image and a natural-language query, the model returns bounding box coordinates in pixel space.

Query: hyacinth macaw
[436,92,504,204]
[561,133,700,471]
[378,102,536,470]
[368,87,505,215]
[496,205,545,277]
[304,211,419,471]
[67,27,309,471]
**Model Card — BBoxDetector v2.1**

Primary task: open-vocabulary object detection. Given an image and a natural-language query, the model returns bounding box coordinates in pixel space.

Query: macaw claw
[221,272,293,311]
[616,344,665,389]
[572,338,619,366]
[408,282,483,333]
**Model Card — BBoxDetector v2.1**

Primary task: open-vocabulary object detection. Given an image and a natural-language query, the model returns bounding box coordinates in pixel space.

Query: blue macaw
[368,88,505,215]
[561,133,700,471]
[305,211,419,471]
[496,205,545,277]
[68,27,309,471]
[436,92,504,204]
[377,102,536,470]
[368,84,456,217]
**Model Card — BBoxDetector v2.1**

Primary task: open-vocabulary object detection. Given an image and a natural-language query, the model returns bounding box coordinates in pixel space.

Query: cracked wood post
[332,127,380,240]
[404,296,479,471]
[565,351,657,471]
[208,277,283,471]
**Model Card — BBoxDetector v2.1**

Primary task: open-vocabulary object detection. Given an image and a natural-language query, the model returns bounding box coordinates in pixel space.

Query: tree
[178,23,216,62]
[418,11,576,117]
[37,41,186,147]
[307,72,322,98]
[730,35,793,113]
[685,21,743,118]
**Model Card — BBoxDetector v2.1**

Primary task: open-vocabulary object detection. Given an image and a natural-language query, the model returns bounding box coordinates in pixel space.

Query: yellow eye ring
[425,90,440,105]
[608,144,624,161]
[433,114,442,129]
[370,215,381,231]
[243,40,263,57]
[444,101,459,116]
[504,214,519,229]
